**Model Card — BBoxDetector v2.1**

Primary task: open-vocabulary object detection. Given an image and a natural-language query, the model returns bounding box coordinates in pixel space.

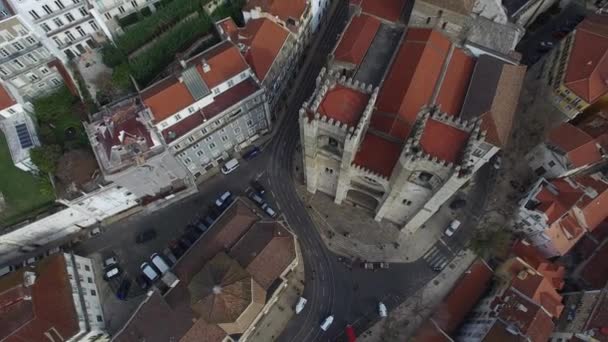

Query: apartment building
[88,0,162,37]
[0,6,68,100]
[0,82,39,172]
[514,171,608,257]
[140,40,271,179]
[302,27,525,233]
[458,240,565,342]
[85,97,192,198]
[216,16,296,111]
[540,14,608,120]
[0,253,108,341]
[7,0,110,60]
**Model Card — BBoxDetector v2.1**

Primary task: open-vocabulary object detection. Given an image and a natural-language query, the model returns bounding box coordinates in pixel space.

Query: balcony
[35,2,87,23]
[0,42,43,64]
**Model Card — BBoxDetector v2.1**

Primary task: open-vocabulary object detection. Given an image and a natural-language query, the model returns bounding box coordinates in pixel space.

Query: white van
[320,315,334,331]
[444,219,461,237]
[221,158,239,175]
[141,262,159,282]
[379,302,387,318]
[150,253,170,274]
[295,297,307,314]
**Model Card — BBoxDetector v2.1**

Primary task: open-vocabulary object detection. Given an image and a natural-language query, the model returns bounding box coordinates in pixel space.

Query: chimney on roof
[517,304,528,312]
[118,130,126,143]
[202,59,211,73]
[180,60,187,69]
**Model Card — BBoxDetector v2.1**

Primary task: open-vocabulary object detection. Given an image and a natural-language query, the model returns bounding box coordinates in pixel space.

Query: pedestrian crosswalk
[422,243,453,271]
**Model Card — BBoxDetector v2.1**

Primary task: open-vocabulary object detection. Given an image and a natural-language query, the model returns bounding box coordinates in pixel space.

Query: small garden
[102,0,217,88]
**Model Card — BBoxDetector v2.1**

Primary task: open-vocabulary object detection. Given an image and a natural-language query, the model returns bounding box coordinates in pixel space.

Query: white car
[295,297,307,314]
[103,256,118,268]
[320,315,334,331]
[220,158,239,175]
[444,220,461,237]
[379,302,387,318]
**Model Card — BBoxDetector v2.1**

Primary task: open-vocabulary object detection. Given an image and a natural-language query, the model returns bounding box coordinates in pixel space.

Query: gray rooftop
[354,24,404,86]
[0,112,39,166]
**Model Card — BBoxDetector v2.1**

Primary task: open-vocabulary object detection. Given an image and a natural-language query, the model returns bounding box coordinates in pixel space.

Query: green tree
[33,87,75,123]
[30,144,62,174]
[112,63,133,91]
[469,228,513,260]
[36,176,55,197]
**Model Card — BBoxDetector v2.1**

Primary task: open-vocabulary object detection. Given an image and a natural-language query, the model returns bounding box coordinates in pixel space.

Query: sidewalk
[357,250,477,341]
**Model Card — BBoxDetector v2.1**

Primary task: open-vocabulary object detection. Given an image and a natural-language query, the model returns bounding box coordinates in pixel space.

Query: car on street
[261,203,278,218]
[151,253,171,274]
[242,146,261,160]
[221,158,240,174]
[376,262,390,269]
[444,219,461,237]
[320,315,334,331]
[103,255,118,268]
[250,179,265,195]
[135,229,157,244]
[215,191,233,209]
[141,262,160,282]
[379,302,388,317]
[247,189,265,207]
[539,41,554,48]
[116,279,131,300]
[295,297,307,314]
[361,262,375,270]
[104,265,121,281]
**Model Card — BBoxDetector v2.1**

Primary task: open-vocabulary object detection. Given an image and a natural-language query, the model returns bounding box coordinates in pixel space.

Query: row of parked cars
[0,247,62,277]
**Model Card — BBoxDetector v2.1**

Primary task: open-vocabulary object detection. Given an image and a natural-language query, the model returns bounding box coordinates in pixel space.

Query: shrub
[30,144,62,174]
[101,44,127,67]
[112,63,133,91]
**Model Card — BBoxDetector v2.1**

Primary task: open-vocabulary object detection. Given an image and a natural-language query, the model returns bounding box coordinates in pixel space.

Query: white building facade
[88,0,162,37]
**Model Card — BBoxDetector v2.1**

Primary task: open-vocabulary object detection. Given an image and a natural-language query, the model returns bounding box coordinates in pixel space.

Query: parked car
[361,262,375,270]
[104,265,121,281]
[0,265,15,277]
[261,203,277,218]
[163,247,178,264]
[320,315,334,331]
[135,229,157,244]
[295,297,308,314]
[140,262,159,282]
[247,189,264,207]
[215,191,233,209]
[221,158,239,174]
[202,215,215,227]
[116,279,131,300]
[539,41,554,48]
[136,274,150,290]
[168,241,186,259]
[242,146,261,160]
[250,179,265,195]
[151,253,170,275]
[103,255,118,268]
[379,302,388,317]
[444,220,461,237]
[179,236,193,249]
[89,227,102,237]
[376,262,389,269]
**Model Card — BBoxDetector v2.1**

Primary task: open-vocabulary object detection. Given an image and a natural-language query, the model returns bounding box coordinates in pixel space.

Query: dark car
[116,279,131,300]
[250,180,265,195]
[184,227,200,241]
[179,236,193,249]
[195,220,210,233]
[135,229,157,244]
[168,240,186,258]
[136,274,150,290]
[207,205,222,220]
[242,146,261,160]
[247,189,265,207]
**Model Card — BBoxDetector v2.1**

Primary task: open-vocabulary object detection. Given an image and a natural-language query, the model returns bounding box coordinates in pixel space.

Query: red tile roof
[142,77,195,122]
[533,179,584,224]
[217,17,239,42]
[193,41,250,89]
[548,123,603,168]
[374,29,451,139]
[352,132,402,177]
[575,175,608,230]
[564,14,608,103]
[238,18,290,82]
[581,240,608,288]
[497,289,556,342]
[0,254,79,341]
[511,271,564,318]
[430,260,493,333]
[318,85,370,127]
[435,48,475,116]
[419,119,471,163]
[333,13,381,66]
[244,0,307,23]
[360,0,408,22]
[162,78,260,142]
[0,82,16,111]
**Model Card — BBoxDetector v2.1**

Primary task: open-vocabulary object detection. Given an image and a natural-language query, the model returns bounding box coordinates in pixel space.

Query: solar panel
[15,123,33,149]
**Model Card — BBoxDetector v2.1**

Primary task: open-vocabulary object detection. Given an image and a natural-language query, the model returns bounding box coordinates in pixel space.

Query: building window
[215,120,221,127]
[87,277,93,283]
[213,88,220,94]
[234,127,241,134]
[188,107,194,113]
[85,265,90,271]
[548,160,556,167]
[66,31,75,41]
[0,48,8,57]
[79,7,88,16]
[43,5,53,15]
[12,42,24,51]
[118,6,126,14]
[27,53,38,62]
[96,315,103,322]
[41,23,52,32]
[73,0,82,3]
[55,0,65,9]
[131,0,138,7]
[209,142,216,149]
[29,73,39,81]
[175,114,182,120]
[66,12,75,22]
[201,127,208,134]
[104,12,111,20]
[53,17,64,27]
[184,157,192,164]
[221,135,228,142]
[90,289,96,296]
[26,36,36,45]
[12,59,24,69]
[53,37,62,47]
[246,119,253,127]
[29,10,40,20]
[76,26,85,36]
[0,67,8,76]
[89,20,98,30]
[51,78,61,85]
[227,80,234,87]
[187,136,195,142]
[196,150,204,156]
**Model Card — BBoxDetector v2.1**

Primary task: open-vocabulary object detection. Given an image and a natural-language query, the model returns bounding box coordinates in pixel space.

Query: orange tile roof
[244,0,307,23]
[575,175,608,230]
[352,132,402,177]
[239,18,290,82]
[0,83,16,110]
[360,0,408,22]
[193,41,250,89]
[217,17,239,42]
[419,119,471,163]
[564,14,608,103]
[333,13,381,66]
[142,77,194,122]
[547,123,602,167]
[534,179,584,224]
[497,289,556,342]
[318,85,370,127]
[435,48,475,116]
[511,271,564,318]
[374,29,451,139]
